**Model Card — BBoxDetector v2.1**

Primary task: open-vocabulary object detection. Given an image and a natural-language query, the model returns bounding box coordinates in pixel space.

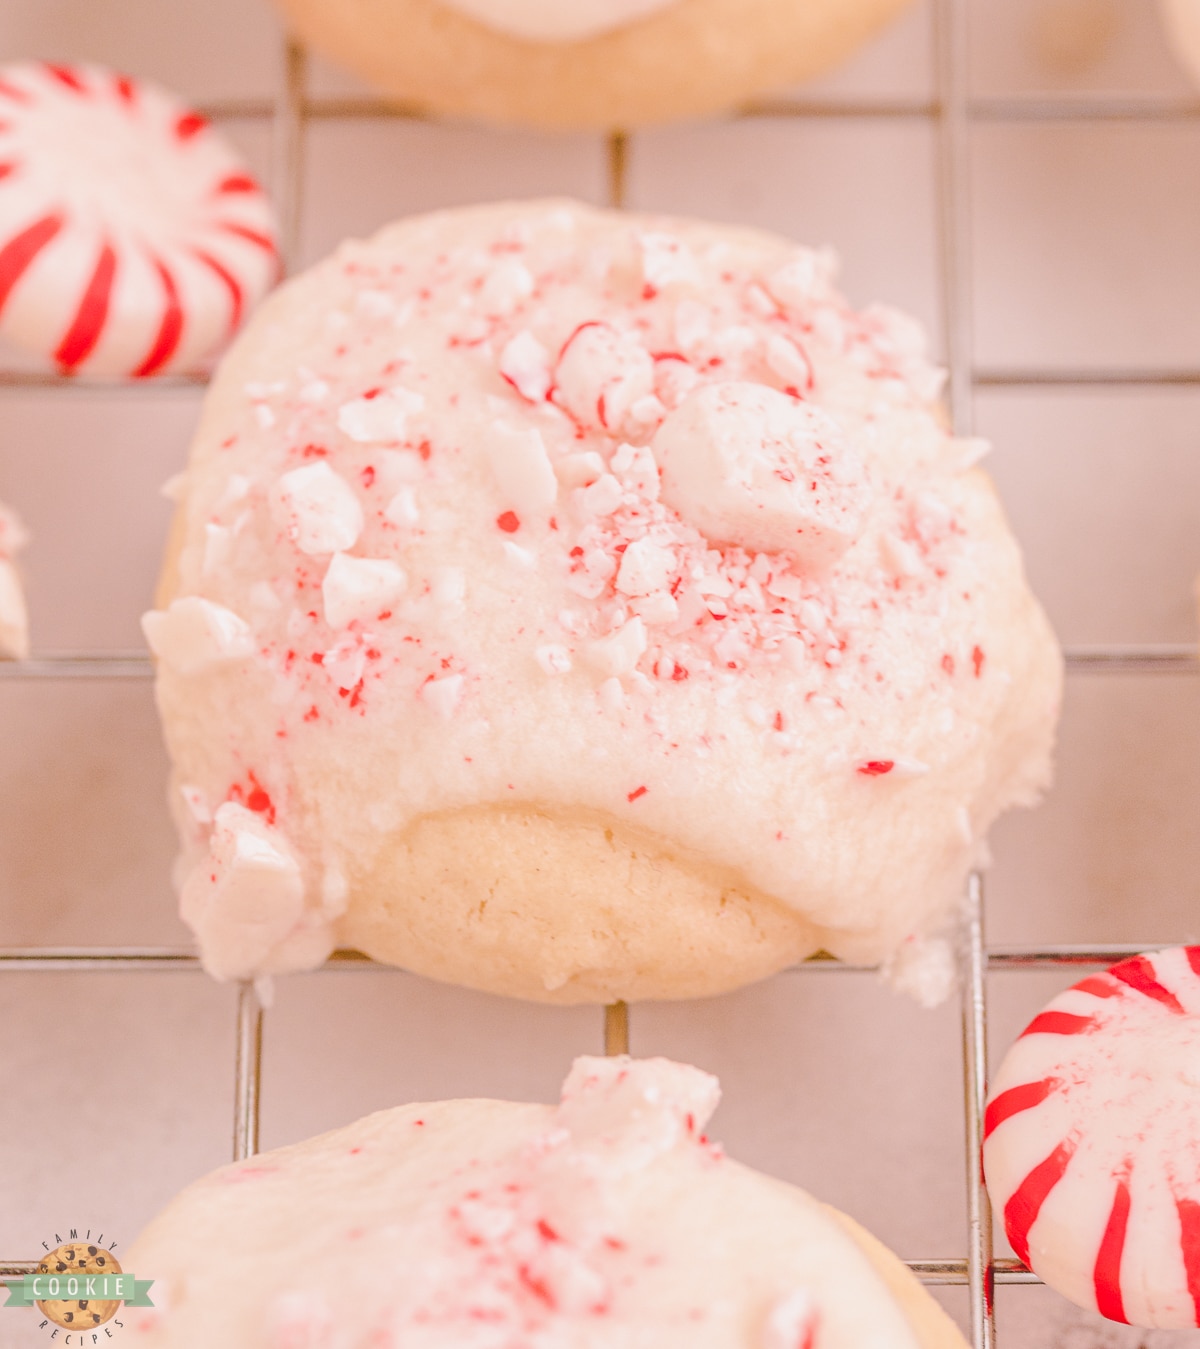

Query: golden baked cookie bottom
[273,0,914,129]
[340,803,824,1002]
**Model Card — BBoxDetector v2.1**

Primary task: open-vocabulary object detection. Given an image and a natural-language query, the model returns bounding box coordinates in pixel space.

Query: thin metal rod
[0,944,1175,972]
[934,0,975,438]
[988,943,1167,968]
[188,93,1200,127]
[7,364,1200,394]
[0,370,208,390]
[607,132,629,211]
[1,646,1188,683]
[910,1258,1039,1287]
[604,1002,630,1056]
[970,94,1200,123]
[1064,645,1196,673]
[977,367,1200,389]
[273,41,308,275]
[233,982,264,1162]
[0,949,201,971]
[0,1255,1040,1285]
[960,872,996,1347]
[746,96,936,120]
[0,656,153,680]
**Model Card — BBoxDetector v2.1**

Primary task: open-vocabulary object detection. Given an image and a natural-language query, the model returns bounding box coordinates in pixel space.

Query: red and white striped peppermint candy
[0,61,278,377]
[983,946,1200,1329]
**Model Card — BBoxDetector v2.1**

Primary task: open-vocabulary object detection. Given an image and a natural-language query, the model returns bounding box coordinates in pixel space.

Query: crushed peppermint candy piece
[536,643,572,675]
[486,424,558,515]
[615,538,676,597]
[321,553,407,628]
[653,382,869,569]
[272,461,363,556]
[765,250,836,311]
[0,500,30,659]
[498,330,552,402]
[554,321,654,433]
[384,486,420,528]
[421,672,464,718]
[478,258,534,316]
[142,596,255,674]
[337,388,425,443]
[585,616,646,679]
[637,232,702,293]
[761,1289,820,1349]
[180,802,308,981]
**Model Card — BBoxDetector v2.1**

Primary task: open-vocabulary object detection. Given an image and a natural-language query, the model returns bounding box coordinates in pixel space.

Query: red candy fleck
[942,653,955,676]
[229,771,276,822]
[972,645,985,677]
[496,511,521,533]
[627,785,648,802]
[857,760,894,777]
[361,465,376,488]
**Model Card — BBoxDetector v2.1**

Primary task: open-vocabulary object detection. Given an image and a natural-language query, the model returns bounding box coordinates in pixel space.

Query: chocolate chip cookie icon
[36,1243,122,1329]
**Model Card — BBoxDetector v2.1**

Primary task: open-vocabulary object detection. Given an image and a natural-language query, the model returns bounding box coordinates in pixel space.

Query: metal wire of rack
[2,1,1198,1343]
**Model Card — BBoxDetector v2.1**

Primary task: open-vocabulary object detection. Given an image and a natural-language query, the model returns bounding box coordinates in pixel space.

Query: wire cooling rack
[2,1,1199,1345]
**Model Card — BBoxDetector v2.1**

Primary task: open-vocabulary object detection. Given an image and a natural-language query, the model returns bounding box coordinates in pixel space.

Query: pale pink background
[2,1,1200,1344]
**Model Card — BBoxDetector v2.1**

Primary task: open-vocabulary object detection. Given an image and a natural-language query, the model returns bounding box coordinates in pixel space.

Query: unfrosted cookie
[271,0,914,129]
[0,497,29,658]
[124,1056,965,1348]
[145,200,1061,1003]
[1162,0,1200,88]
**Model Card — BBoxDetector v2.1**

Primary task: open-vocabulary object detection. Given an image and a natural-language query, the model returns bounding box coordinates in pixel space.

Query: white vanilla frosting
[125,1057,934,1347]
[438,0,680,43]
[148,200,1061,994]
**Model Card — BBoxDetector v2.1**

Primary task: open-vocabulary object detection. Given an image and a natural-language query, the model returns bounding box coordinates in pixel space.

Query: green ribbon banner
[3,1274,154,1308]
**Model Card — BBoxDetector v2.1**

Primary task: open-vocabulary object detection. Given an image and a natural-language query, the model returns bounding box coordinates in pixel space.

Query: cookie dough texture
[147,200,1061,1004]
[124,1056,966,1348]
[271,0,914,129]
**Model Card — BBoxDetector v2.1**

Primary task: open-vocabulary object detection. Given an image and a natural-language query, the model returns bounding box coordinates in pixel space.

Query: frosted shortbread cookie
[125,1056,966,1348]
[271,0,914,129]
[145,200,1061,1003]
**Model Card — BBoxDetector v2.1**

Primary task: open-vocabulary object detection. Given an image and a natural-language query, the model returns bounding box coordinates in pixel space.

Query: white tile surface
[2,1,1200,1345]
